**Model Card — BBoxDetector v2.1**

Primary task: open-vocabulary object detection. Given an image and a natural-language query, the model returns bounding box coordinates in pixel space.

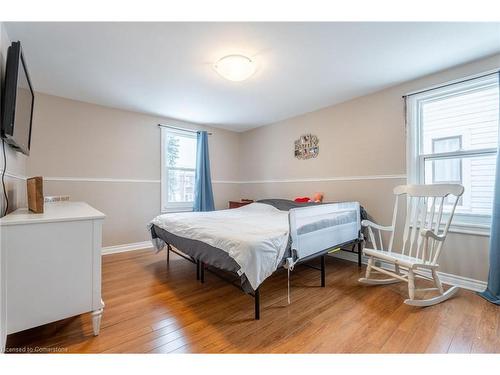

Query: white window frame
[406,73,499,236]
[160,126,197,213]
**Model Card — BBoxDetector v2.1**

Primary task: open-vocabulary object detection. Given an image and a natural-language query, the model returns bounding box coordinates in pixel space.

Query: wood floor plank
[471,301,500,353]
[5,249,500,353]
[448,314,480,353]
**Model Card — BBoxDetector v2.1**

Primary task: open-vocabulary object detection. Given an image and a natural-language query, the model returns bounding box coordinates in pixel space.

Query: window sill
[161,207,193,214]
[409,221,491,237]
[448,222,491,237]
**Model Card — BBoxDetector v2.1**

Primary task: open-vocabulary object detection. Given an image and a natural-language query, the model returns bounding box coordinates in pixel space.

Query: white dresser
[0,201,105,352]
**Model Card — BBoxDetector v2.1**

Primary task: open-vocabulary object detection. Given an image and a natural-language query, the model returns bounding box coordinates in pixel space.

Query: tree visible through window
[161,127,197,212]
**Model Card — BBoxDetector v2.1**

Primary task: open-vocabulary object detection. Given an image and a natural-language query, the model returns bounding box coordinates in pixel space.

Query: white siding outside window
[160,127,197,213]
[407,73,499,234]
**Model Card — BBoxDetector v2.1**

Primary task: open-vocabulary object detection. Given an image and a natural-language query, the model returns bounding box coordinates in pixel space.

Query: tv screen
[1,41,34,156]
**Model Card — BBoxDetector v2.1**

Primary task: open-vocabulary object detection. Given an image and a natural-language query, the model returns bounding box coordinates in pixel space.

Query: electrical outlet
[44,195,70,203]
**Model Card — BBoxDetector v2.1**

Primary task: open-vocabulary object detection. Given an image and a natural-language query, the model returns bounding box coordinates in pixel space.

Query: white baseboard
[100,240,487,293]
[331,251,487,292]
[102,240,153,255]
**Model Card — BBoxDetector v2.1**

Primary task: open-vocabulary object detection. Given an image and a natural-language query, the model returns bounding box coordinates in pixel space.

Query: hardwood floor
[5,248,500,353]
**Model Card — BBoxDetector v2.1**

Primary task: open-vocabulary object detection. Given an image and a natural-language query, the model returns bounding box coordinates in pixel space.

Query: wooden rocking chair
[359,184,464,306]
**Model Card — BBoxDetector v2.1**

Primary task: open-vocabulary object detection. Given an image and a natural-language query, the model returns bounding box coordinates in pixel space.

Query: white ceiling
[5,22,500,131]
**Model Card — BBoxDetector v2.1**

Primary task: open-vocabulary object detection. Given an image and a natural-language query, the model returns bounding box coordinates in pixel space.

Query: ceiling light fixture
[213,54,256,82]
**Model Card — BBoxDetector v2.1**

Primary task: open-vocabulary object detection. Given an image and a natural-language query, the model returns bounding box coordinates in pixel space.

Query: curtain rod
[157,124,212,135]
[402,70,499,98]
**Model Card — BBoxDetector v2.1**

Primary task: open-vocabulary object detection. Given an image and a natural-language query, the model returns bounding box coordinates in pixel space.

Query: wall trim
[101,240,487,293]
[213,180,241,184]
[0,169,27,181]
[42,174,406,185]
[239,174,407,184]
[44,176,161,183]
[332,251,487,292]
[43,176,235,184]
[102,240,154,255]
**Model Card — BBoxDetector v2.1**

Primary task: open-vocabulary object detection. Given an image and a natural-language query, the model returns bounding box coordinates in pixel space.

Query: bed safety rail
[289,201,361,263]
[285,202,361,302]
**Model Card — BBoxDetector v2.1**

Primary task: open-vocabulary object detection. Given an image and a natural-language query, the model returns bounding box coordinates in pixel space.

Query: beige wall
[27,94,241,246]
[239,53,500,282]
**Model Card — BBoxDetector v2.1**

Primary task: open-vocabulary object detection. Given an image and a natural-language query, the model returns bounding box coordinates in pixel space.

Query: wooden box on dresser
[228,200,254,209]
[0,201,105,352]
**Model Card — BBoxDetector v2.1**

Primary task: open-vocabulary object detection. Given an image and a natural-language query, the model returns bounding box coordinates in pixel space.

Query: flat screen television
[1,41,34,156]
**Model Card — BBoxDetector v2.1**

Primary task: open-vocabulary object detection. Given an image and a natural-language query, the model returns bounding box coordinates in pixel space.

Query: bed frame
[165,237,363,320]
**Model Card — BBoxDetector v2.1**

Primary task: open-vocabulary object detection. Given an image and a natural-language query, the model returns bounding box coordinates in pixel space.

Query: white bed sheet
[149,203,290,290]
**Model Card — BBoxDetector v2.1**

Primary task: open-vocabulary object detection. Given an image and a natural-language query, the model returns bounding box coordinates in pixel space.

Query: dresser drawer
[4,220,95,334]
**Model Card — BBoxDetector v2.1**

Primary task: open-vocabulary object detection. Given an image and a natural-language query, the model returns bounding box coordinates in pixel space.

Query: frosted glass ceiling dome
[213,54,256,82]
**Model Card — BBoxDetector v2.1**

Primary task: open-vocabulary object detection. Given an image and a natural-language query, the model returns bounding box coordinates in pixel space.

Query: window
[161,127,197,212]
[407,73,499,233]
[432,136,462,184]
[431,136,463,205]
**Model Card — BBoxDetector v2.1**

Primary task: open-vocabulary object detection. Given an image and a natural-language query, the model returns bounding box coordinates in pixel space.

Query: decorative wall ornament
[294,134,319,160]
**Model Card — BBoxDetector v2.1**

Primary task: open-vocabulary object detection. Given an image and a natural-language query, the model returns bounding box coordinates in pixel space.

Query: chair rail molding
[41,174,407,185]
[0,169,27,181]
[239,174,406,184]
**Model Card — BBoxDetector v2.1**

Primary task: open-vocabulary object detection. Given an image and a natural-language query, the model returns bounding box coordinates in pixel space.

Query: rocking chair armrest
[361,220,393,232]
[420,229,445,241]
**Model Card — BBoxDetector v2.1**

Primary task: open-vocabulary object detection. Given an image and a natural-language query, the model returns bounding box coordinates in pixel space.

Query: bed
[148,199,364,319]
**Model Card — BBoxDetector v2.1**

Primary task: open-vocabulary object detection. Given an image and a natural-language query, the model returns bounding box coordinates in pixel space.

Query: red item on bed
[294,197,311,203]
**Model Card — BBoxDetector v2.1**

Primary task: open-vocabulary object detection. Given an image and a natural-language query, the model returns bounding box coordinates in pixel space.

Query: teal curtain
[193,131,215,212]
[478,72,500,305]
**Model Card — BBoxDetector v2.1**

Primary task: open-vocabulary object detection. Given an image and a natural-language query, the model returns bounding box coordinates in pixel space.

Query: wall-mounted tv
[1,41,35,156]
